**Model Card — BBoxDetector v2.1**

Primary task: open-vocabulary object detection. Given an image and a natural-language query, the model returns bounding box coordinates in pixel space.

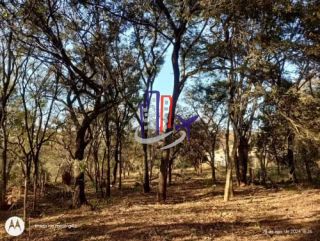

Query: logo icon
[5,216,25,236]
[135,90,198,149]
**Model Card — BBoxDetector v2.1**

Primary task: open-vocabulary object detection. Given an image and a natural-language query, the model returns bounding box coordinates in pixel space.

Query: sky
[153,46,174,96]
[137,45,193,131]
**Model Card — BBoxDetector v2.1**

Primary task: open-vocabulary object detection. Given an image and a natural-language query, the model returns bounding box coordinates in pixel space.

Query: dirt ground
[1,170,320,241]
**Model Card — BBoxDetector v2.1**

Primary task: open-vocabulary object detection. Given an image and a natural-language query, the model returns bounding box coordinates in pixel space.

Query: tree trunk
[272,144,281,175]
[224,118,234,201]
[122,161,125,180]
[93,146,99,194]
[143,143,150,193]
[112,140,119,185]
[72,146,87,207]
[32,176,38,211]
[224,165,233,201]
[95,166,99,194]
[233,137,240,186]
[149,146,154,183]
[100,150,106,198]
[72,125,89,207]
[168,158,173,186]
[106,147,111,197]
[258,151,267,185]
[72,170,86,207]
[118,139,122,190]
[277,158,280,176]
[211,163,216,184]
[158,149,169,202]
[0,118,8,209]
[238,136,249,186]
[40,172,46,196]
[304,158,312,183]
[0,133,7,209]
[210,142,216,184]
[32,156,39,211]
[157,30,182,202]
[23,176,28,222]
[72,152,87,207]
[287,132,297,183]
[105,114,111,198]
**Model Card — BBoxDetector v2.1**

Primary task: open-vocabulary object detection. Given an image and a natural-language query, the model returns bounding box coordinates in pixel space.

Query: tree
[5,1,138,207]
[152,0,210,202]
[0,27,29,209]
[186,80,227,184]
[12,58,58,219]
[131,21,168,193]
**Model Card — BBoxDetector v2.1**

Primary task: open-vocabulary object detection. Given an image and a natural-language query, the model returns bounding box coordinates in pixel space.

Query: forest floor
[1,168,320,241]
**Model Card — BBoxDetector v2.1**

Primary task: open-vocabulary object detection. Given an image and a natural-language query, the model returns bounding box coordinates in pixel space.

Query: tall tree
[152,0,209,202]
[5,1,138,207]
[0,27,29,209]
